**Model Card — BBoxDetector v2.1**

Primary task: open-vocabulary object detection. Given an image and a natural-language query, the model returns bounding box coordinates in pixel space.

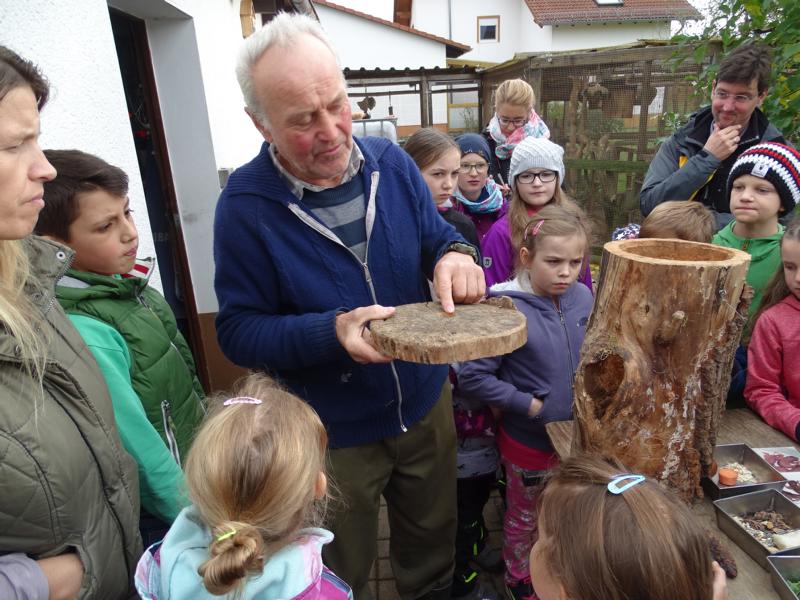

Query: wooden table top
[546,409,797,600]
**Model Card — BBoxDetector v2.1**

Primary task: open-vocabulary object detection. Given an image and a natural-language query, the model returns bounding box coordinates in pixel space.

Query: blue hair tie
[607,474,646,495]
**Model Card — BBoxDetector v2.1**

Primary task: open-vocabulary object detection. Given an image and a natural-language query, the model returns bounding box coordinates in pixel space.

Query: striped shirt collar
[268,141,364,199]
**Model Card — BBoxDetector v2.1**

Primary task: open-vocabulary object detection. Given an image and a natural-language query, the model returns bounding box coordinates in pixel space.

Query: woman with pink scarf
[483,78,550,187]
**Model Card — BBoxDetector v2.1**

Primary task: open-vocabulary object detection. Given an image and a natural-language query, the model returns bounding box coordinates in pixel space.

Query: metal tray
[714,489,800,568]
[767,555,800,600]
[702,443,786,499]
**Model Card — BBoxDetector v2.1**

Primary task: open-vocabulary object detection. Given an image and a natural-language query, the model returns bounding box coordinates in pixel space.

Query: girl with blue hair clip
[529,454,728,600]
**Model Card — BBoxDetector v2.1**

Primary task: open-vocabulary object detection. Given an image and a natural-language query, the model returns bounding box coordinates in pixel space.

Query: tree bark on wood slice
[370,297,527,364]
[572,239,753,503]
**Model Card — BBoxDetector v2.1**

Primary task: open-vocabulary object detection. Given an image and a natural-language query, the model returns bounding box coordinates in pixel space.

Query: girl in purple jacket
[481,137,593,293]
[458,204,594,600]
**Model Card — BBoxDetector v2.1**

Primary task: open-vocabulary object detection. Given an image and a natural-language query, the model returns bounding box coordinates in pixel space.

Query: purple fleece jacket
[481,213,594,291]
[457,274,593,451]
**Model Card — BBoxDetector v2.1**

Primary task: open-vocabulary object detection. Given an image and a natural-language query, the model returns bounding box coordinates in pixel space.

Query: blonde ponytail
[199,523,266,596]
[186,373,330,595]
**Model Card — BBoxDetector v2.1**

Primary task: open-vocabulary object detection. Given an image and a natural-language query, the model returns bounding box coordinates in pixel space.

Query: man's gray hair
[236,12,341,126]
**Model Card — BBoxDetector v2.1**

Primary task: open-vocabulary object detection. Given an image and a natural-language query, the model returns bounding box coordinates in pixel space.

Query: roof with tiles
[522,0,702,26]
[312,0,470,56]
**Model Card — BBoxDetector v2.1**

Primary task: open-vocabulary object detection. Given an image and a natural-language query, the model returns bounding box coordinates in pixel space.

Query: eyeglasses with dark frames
[459,162,490,174]
[516,170,557,184]
[497,116,528,127]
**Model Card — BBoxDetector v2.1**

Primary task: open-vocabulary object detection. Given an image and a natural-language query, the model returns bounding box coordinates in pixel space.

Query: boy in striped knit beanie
[713,142,800,318]
[713,142,800,409]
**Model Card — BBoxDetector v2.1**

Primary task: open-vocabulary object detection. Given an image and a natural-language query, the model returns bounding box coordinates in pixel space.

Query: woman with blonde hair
[483,78,550,186]
[135,373,352,600]
[0,46,141,598]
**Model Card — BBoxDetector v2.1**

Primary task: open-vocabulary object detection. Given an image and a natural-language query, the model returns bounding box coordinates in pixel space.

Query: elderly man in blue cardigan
[213,13,485,600]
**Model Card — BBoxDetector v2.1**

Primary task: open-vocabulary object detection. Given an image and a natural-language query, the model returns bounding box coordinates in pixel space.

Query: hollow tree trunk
[572,239,752,502]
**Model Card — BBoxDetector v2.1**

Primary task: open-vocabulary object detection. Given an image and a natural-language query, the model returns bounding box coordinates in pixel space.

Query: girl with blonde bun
[135,373,352,600]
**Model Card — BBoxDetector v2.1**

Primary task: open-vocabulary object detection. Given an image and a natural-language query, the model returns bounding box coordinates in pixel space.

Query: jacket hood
[490,272,585,312]
[22,236,74,302]
[784,295,800,312]
[151,506,334,600]
[714,221,784,264]
[2,237,74,360]
[56,258,154,306]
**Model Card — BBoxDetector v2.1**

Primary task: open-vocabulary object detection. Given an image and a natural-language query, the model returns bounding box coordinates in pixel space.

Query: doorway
[108,8,209,390]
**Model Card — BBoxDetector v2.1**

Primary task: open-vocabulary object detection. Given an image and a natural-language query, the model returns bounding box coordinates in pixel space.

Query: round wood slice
[370,297,527,363]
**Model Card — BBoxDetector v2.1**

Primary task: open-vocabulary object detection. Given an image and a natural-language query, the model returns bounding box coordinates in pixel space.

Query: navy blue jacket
[458,275,593,451]
[214,137,465,448]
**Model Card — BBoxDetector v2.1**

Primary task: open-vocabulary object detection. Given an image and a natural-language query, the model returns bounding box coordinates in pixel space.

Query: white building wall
[1,0,161,290]
[189,1,265,171]
[322,0,395,22]
[317,5,447,69]
[412,0,672,58]
[317,3,450,129]
[517,13,553,53]
[145,18,220,314]
[447,0,522,63]
[410,0,451,39]
[548,22,671,51]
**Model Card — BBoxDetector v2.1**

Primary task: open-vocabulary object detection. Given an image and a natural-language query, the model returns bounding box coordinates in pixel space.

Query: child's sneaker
[504,579,538,600]
[452,578,501,600]
[473,543,504,573]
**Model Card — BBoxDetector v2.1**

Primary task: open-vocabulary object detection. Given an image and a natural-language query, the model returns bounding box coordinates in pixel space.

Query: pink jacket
[745,295,800,441]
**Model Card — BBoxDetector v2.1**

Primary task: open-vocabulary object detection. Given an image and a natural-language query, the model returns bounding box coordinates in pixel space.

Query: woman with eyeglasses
[483,79,550,187]
[452,133,506,243]
[481,137,593,292]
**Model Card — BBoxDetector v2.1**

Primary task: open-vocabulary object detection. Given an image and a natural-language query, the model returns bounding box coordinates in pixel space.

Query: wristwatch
[445,242,480,265]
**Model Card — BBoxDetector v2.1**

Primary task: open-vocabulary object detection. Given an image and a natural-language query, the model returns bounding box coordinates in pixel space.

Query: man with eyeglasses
[640,44,788,230]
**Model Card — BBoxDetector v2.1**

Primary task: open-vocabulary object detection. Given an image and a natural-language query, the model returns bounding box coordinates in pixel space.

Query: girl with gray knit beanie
[480,137,593,291]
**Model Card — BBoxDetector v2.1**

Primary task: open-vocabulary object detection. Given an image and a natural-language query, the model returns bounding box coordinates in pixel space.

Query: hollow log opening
[619,239,736,262]
[584,353,625,421]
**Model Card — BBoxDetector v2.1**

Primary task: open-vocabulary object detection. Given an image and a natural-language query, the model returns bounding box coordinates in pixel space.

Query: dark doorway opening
[108,8,209,390]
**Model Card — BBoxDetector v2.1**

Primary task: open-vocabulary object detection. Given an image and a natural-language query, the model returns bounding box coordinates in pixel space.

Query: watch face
[448,242,479,263]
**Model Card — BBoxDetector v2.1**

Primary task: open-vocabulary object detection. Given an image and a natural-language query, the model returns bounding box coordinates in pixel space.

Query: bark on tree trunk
[572,239,753,502]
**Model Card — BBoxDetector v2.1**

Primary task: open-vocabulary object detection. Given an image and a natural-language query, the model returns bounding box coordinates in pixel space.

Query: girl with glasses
[481,137,593,292]
[484,79,550,186]
[452,133,507,244]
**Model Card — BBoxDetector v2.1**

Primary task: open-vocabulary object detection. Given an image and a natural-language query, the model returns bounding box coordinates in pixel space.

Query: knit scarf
[487,111,550,160]
[453,179,504,214]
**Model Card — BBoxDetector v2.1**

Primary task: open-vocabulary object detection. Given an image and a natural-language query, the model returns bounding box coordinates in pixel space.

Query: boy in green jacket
[35,149,205,537]
[713,142,800,319]
[712,142,800,407]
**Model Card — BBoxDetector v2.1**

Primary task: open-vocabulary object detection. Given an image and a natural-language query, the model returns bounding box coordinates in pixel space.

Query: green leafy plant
[671,0,800,144]
[656,111,692,143]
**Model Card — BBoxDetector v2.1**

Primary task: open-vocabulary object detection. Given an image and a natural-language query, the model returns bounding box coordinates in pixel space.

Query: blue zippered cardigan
[457,275,593,452]
[214,137,467,448]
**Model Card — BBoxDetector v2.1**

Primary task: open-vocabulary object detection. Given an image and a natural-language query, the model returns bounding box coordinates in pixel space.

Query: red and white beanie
[727,142,800,213]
